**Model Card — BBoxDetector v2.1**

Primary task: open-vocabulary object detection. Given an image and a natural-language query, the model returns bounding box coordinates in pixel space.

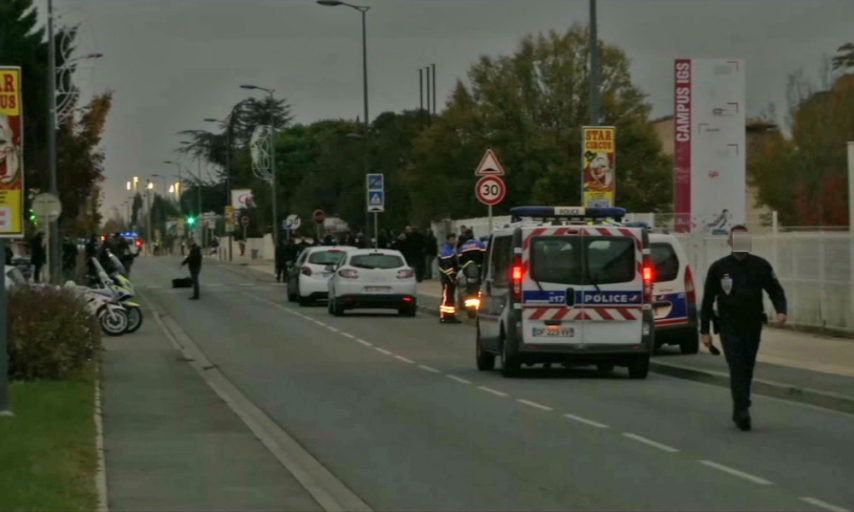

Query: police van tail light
[511,255,523,301]
[642,257,654,303]
[684,265,696,305]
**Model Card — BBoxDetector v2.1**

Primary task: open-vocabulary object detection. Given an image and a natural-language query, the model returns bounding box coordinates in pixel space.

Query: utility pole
[589,0,601,125]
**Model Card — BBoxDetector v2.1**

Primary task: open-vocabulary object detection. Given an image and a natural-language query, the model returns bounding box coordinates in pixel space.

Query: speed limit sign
[475,175,506,206]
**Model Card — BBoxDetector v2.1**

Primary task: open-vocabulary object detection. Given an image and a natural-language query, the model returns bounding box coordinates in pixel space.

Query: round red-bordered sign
[475,175,506,206]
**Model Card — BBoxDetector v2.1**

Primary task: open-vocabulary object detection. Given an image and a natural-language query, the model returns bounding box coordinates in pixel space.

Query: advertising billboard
[0,67,24,238]
[674,58,746,233]
[231,188,255,210]
[582,126,616,208]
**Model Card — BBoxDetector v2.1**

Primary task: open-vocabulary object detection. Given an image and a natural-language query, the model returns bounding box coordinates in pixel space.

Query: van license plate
[532,327,575,337]
[365,286,391,293]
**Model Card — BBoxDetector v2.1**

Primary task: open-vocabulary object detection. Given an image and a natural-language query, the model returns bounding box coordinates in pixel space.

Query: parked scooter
[65,281,129,336]
[88,257,143,333]
[456,262,482,319]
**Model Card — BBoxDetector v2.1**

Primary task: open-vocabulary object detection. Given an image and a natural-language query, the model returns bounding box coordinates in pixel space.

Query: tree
[405,25,671,224]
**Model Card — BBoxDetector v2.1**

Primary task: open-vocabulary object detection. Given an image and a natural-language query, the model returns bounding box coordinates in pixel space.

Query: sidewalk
[101,293,321,511]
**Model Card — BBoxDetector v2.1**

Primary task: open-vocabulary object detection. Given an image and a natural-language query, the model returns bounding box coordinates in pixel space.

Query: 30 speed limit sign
[475,175,506,206]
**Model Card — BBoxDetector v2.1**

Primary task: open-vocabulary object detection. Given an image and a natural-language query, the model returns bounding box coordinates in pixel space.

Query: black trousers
[440,278,457,320]
[190,268,200,298]
[721,330,761,413]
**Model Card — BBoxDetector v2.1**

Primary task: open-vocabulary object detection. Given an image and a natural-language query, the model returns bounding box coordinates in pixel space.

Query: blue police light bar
[510,206,627,222]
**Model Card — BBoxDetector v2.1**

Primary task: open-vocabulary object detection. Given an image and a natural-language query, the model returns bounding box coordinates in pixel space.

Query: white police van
[648,232,699,354]
[476,206,655,378]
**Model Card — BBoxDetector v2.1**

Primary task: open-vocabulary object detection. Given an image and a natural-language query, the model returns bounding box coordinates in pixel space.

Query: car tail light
[684,265,696,305]
[642,256,654,303]
[403,296,413,302]
[135,240,142,247]
[511,255,523,302]
[338,268,358,279]
[397,268,414,279]
[301,266,312,276]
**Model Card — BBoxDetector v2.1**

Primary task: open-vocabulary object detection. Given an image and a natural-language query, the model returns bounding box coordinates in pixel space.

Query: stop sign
[313,209,326,224]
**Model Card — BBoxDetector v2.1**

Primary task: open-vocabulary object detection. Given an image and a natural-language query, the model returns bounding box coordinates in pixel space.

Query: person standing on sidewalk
[29,232,46,282]
[181,239,203,300]
[700,225,787,431]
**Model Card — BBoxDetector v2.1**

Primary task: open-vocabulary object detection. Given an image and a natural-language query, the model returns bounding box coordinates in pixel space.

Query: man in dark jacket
[181,239,203,300]
[29,232,46,282]
[700,225,787,431]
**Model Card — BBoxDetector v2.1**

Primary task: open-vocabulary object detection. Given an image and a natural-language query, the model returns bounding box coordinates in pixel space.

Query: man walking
[181,239,203,300]
[438,233,460,324]
[700,225,787,431]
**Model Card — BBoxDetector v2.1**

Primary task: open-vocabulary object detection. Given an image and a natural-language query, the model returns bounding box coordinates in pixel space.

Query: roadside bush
[6,285,102,380]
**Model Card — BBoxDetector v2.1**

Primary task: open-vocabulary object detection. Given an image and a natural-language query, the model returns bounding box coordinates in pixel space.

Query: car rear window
[530,236,636,285]
[308,250,347,265]
[350,254,404,269]
[651,242,679,283]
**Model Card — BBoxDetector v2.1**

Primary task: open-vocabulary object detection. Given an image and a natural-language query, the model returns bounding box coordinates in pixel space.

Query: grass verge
[0,368,98,512]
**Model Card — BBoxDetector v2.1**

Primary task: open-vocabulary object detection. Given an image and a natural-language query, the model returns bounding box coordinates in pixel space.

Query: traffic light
[186,215,196,226]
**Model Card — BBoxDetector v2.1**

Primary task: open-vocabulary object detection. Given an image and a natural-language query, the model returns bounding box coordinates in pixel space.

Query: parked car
[286,246,355,306]
[649,232,699,354]
[327,248,417,317]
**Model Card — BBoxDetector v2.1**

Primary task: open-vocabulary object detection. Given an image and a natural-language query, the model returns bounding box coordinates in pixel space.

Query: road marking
[239,283,255,287]
[800,497,850,512]
[622,433,679,453]
[355,339,373,347]
[375,347,392,356]
[341,332,355,339]
[698,460,773,485]
[326,326,340,333]
[477,386,508,397]
[563,413,609,429]
[418,364,440,373]
[516,399,553,411]
[446,374,471,384]
[394,355,414,364]
[208,283,224,287]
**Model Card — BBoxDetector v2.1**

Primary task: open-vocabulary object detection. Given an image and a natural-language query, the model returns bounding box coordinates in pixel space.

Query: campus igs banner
[674,58,746,233]
[0,66,23,238]
[582,126,616,208]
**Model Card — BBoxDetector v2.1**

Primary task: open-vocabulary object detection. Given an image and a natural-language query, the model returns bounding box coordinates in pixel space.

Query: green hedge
[7,286,102,380]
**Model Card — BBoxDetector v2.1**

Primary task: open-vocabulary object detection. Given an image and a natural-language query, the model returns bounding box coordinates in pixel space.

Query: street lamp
[240,84,280,247]
[145,181,155,255]
[317,0,373,246]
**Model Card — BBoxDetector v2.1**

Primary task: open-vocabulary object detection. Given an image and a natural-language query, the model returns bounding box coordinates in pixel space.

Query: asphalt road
[134,255,854,512]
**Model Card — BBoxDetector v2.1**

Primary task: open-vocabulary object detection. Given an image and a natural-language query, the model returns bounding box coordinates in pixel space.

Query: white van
[648,233,699,354]
[476,207,655,378]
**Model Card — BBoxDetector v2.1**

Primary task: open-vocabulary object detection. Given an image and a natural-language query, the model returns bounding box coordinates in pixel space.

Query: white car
[287,246,355,306]
[327,248,417,317]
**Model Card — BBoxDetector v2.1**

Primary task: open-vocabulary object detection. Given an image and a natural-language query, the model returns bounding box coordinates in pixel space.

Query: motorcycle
[88,256,143,333]
[456,262,482,319]
[65,281,129,336]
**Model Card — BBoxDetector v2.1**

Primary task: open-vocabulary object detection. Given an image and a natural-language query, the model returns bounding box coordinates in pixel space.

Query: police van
[476,206,655,378]
[648,232,699,354]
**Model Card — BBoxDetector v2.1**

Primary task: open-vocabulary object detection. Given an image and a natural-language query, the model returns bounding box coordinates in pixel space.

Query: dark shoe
[734,410,751,431]
[189,296,199,300]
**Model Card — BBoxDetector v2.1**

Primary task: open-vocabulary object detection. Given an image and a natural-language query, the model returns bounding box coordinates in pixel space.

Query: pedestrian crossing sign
[367,191,385,212]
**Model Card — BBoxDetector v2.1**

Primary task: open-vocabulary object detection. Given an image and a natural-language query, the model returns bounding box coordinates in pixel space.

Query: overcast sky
[41,0,853,218]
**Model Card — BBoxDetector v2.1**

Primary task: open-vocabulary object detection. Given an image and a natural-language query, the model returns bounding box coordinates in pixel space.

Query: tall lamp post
[240,84,279,247]
[317,0,373,246]
[145,180,154,255]
[589,0,600,125]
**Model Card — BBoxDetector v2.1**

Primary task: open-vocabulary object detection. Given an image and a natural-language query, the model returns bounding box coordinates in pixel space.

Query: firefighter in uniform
[700,225,787,431]
[438,233,461,323]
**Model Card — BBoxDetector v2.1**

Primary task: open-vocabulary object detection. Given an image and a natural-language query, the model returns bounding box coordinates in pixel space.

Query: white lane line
[477,386,508,397]
[446,375,471,385]
[394,355,414,364]
[698,460,773,485]
[341,332,355,339]
[375,347,392,356]
[418,364,440,373]
[355,339,373,347]
[239,283,255,287]
[800,497,850,512]
[326,326,340,333]
[622,433,679,453]
[563,413,609,429]
[516,399,553,411]
[313,320,326,326]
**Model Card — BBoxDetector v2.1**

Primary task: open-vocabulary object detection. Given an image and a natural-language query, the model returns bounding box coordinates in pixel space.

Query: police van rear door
[580,226,644,345]
[521,227,586,345]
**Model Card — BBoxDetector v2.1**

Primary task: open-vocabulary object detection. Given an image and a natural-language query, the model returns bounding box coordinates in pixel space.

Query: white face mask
[731,231,752,254]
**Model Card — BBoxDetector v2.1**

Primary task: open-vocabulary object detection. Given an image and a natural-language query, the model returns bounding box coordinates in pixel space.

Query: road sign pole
[488,204,493,233]
[0,239,12,417]
[373,212,378,249]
